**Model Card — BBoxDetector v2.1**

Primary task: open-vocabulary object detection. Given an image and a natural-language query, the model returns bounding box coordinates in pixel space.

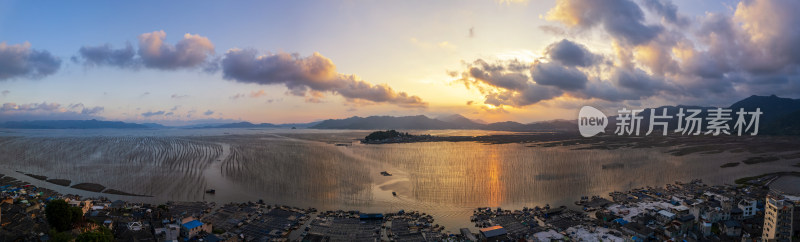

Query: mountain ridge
[2,95,799,133]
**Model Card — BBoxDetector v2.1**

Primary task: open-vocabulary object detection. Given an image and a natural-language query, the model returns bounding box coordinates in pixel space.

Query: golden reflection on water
[485,148,503,207]
[0,132,795,231]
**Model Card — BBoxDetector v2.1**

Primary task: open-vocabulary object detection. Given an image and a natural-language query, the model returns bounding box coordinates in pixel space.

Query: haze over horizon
[2,0,800,126]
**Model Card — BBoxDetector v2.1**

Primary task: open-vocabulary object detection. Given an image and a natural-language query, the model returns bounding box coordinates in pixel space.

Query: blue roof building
[182,220,203,230]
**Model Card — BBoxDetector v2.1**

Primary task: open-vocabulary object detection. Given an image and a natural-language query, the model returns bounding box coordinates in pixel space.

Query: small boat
[205,189,216,194]
[380,171,392,176]
[392,192,397,196]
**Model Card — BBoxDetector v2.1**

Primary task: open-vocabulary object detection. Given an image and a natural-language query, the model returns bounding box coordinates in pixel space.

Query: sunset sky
[1,0,798,125]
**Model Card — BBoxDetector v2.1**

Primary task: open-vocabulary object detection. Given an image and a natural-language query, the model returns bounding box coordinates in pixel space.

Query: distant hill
[729,95,800,135]
[310,95,800,134]
[3,95,798,134]
[195,121,320,129]
[436,114,485,129]
[203,122,278,128]
[311,115,453,130]
[0,120,149,129]
[600,95,800,135]
[312,115,577,131]
[140,123,168,128]
[728,95,800,125]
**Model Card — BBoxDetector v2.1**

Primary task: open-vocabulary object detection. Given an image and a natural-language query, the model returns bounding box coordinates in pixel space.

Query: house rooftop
[182,220,203,230]
[479,225,507,238]
[723,220,741,228]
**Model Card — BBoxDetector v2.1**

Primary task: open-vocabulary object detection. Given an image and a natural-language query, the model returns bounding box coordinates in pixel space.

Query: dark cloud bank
[455,0,800,109]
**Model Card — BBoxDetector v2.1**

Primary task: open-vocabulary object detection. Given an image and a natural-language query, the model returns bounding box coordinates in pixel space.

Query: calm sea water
[0,128,795,231]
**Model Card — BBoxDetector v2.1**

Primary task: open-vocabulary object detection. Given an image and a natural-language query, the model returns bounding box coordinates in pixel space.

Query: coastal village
[0,172,798,241]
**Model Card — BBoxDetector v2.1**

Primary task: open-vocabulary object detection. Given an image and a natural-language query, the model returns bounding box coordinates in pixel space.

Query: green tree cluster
[45,199,84,232]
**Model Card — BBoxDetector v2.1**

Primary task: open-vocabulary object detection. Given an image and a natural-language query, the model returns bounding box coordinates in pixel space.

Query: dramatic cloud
[454,58,567,107]
[75,31,214,70]
[221,50,427,108]
[531,62,588,90]
[0,42,61,80]
[545,39,601,67]
[454,0,800,109]
[453,37,675,107]
[642,0,689,26]
[0,102,103,121]
[546,0,662,45]
[469,59,530,91]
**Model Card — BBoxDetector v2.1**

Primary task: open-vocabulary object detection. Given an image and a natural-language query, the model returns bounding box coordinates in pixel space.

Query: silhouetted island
[361,130,433,144]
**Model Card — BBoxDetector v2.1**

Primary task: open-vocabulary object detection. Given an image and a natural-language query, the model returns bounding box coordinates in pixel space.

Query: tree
[49,229,73,242]
[76,227,113,242]
[45,199,83,232]
[364,130,403,141]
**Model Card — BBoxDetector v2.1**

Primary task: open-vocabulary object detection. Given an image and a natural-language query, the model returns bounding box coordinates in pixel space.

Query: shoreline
[2,171,797,241]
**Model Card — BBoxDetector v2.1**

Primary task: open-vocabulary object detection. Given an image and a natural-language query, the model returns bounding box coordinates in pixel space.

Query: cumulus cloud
[203,110,214,116]
[642,0,689,26]
[0,102,103,121]
[0,42,61,80]
[138,31,215,70]
[452,38,675,107]
[77,43,137,68]
[546,0,662,45]
[545,39,601,67]
[530,62,588,90]
[465,59,530,91]
[459,0,800,108]
[454,58,567,107]
[221,50,427,108]
[75,30,214,70]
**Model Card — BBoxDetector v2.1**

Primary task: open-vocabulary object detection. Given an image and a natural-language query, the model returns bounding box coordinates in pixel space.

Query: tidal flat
[0,128,798,229]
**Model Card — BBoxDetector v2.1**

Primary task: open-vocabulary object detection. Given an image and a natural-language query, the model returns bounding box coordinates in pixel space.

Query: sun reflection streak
[486,148,503,207]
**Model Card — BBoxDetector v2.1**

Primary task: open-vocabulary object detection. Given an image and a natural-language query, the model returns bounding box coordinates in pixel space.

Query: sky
[1,0,799,125]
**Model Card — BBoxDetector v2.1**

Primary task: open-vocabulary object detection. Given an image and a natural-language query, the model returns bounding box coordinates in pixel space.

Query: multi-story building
[739,199,758,218]
[762,194,795,241]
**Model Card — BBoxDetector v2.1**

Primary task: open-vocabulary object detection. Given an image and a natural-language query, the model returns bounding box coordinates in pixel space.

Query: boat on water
[380,171,392,176]
[392,191,397,196]
[205,189,215,194]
